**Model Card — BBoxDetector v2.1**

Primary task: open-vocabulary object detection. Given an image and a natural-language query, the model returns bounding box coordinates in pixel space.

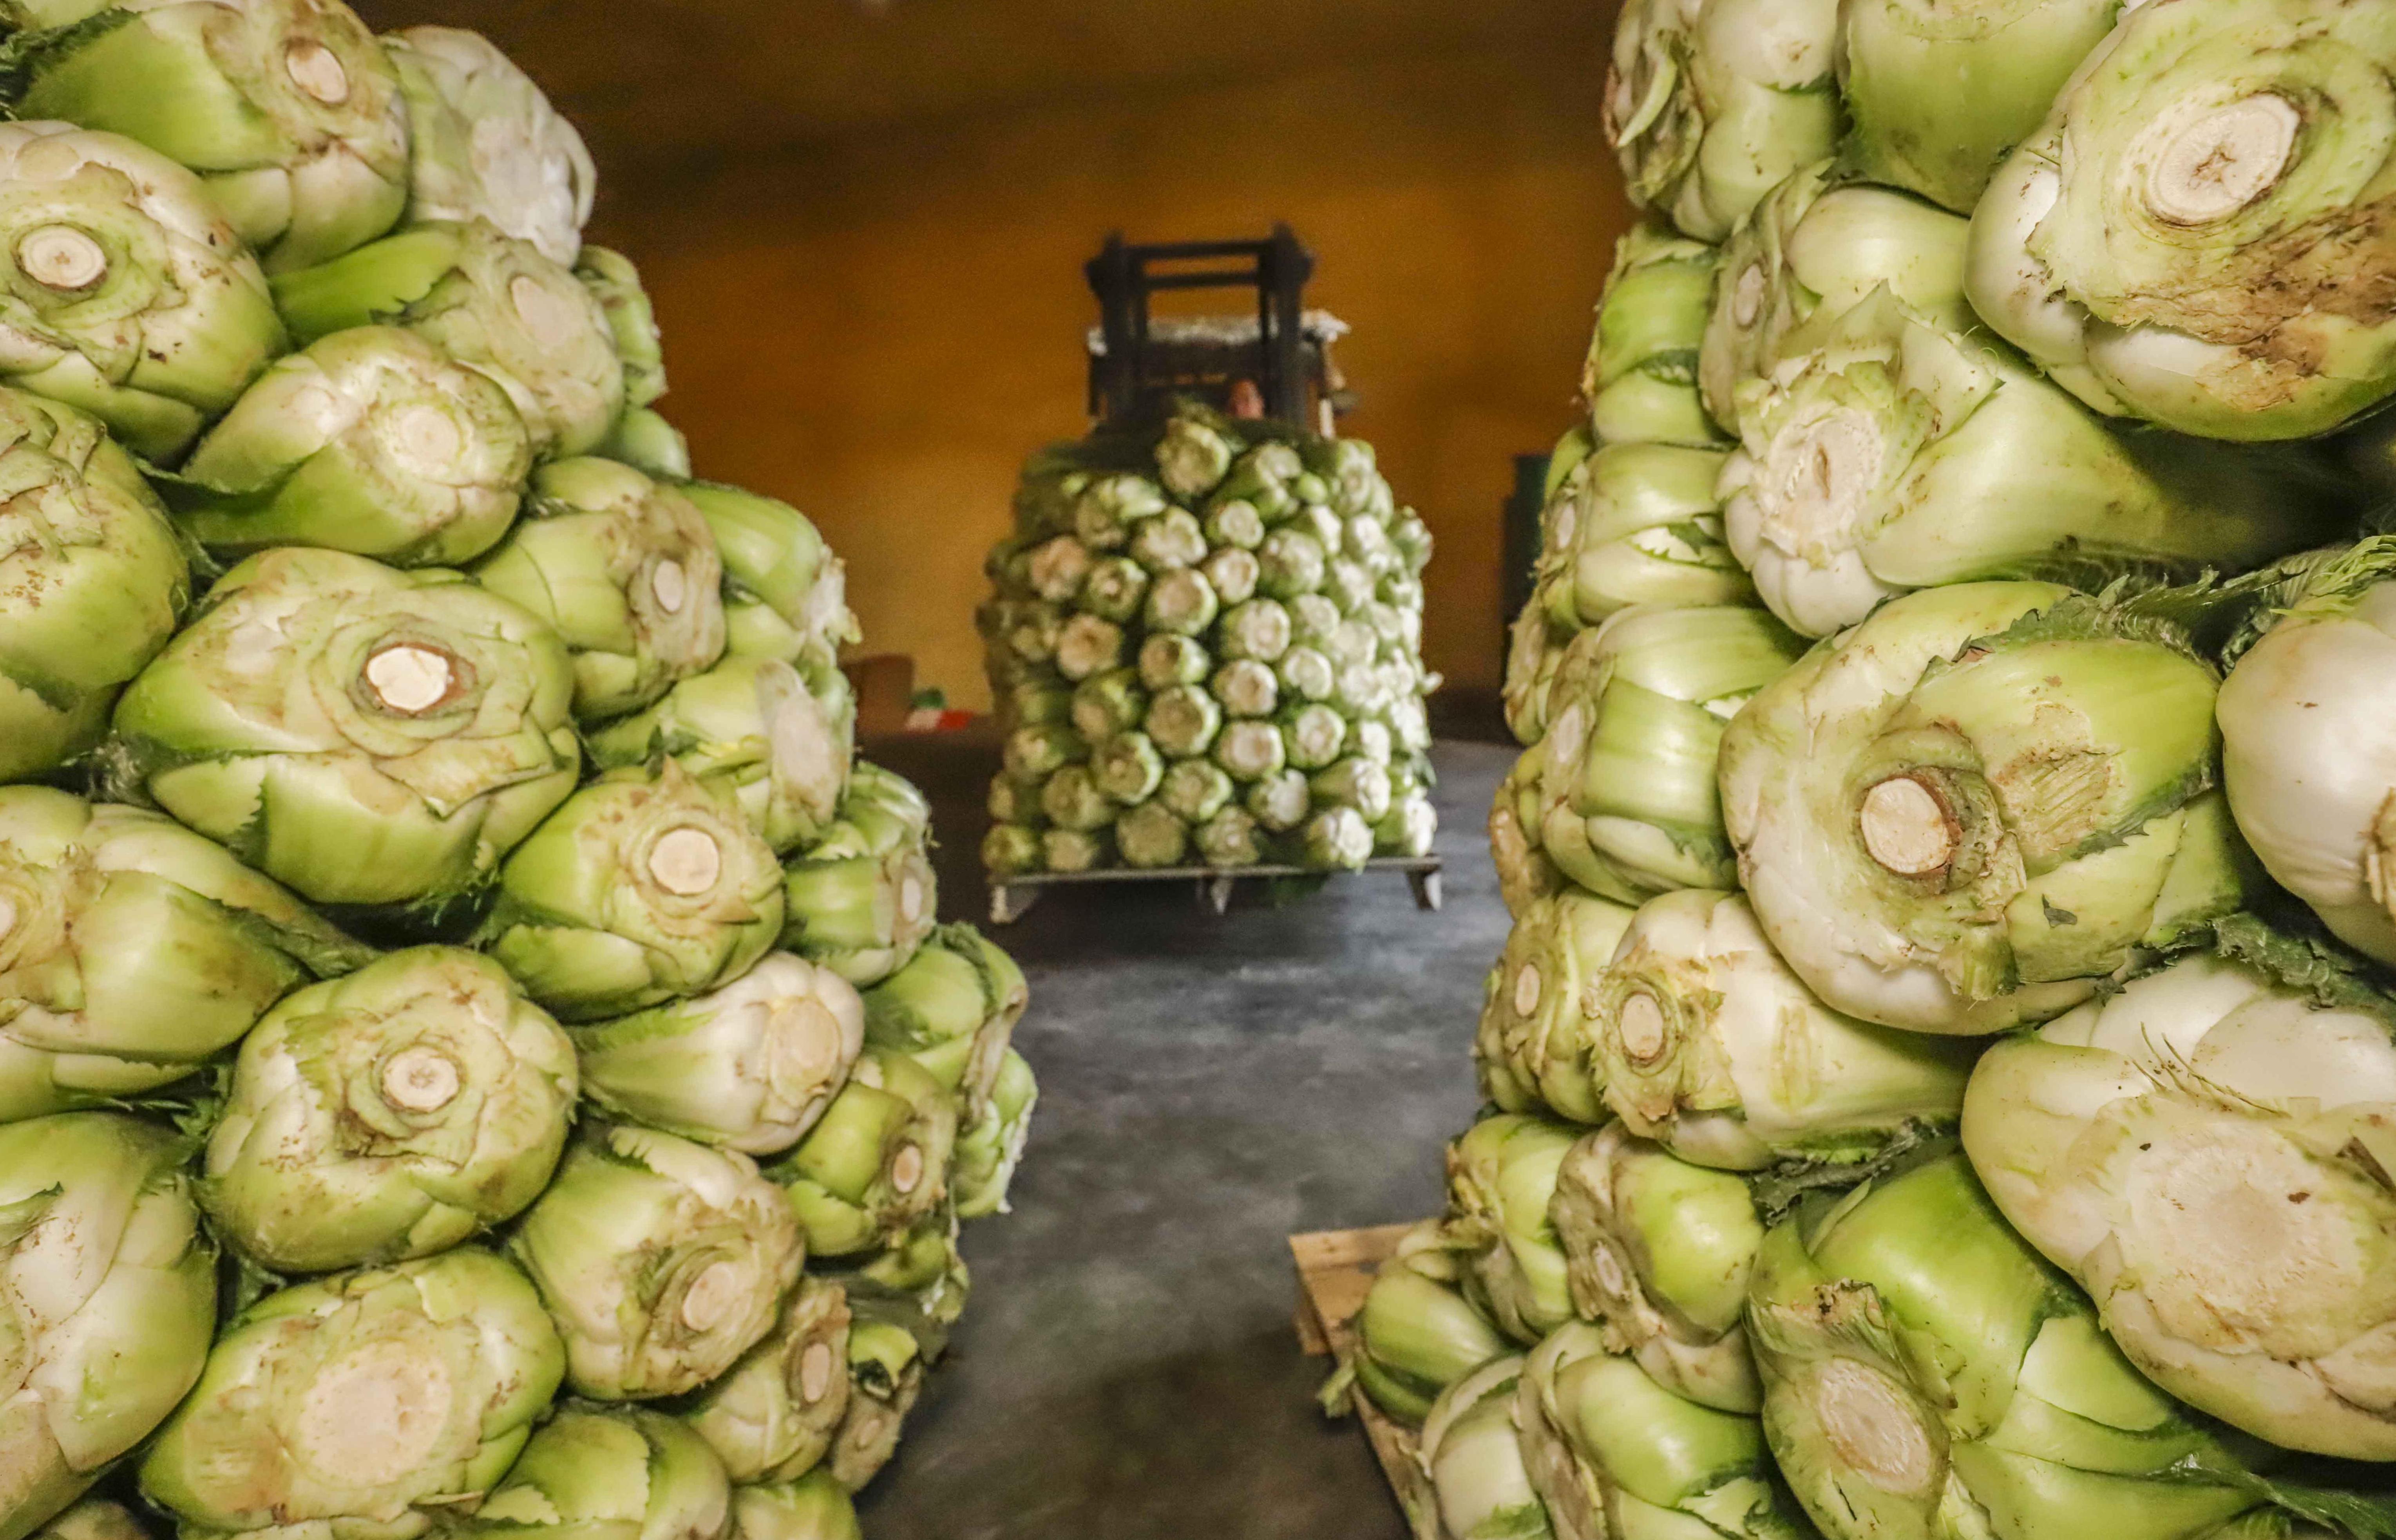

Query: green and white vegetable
[1070,669,1145,741]
[1720,582,2249,1034]
[0,122,282,459]
[780,761,935,989]
[1549,1123,1764,1413]
[1515,1321,1810,1540]
[576,246,663,410]
[472,456,727,722]
[823,1217,968,1372]
[587,655,855,855]
[861,924,1026,1122]
[768,1047,956,1260]
[953,1047,1037,1220]
[108,546,579,915]
[1091,731,1164,806]
[1836,0,2131,213]
[679,1277,852,1484]
[1533,443,1752,631]
[572,953,864,1157]
[1040,827,1108,874]
[140,1247,563,1540]
[688,483,855,670]
[1719,288,2345,637]
[201,945,576,1273]
[0,1113,215,1540]
[1604,0,1842,242]
[10,0,410,274]
[0,788,371,1121]
[1160,758,1234,823]
[1193,806,1261,868]
[169,325,531,568]
[1748,1152,2307,1540]
[463,1405,729,1540]
[477,764,785,1022]
[1535,604,1806,904]
[1964,0,2396,440]
[510,1123,802,1401]
[1343,1220,1512,1428]
[1583,889,1981,1170]
[1245,768,1310,835]
[1963,933,2396,1459]
[273,219,621,456]
[825,1316,923,1494]
[1583,224,1725,448]
[1417,1357,1555,1540]
[0,390,188,782]
[383,25,596,267]
[2217,540,2396,963]
[1475,889,1637,1126]
[729,1472,858,1540]
[1698,160,1972,434]
[1115,800,1187,868]
[1488,746,1561,919]
[602,407,691,481]
[1040,764,1111,833]
[1301,806,1372,871]
[1446,1112,1578,1346]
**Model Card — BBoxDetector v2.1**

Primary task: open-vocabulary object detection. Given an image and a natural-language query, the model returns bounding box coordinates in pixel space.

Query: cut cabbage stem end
[649,828,724,895]
[1810,1357,1938,1497]
[1860,775,1957,878]
[364,643,465,716]
[285,41,352,105]
[651,559,691,614]
[800,1341,838,1404]
[296,1341,456,1486]
[18,225,108,291]
[2147,96,2300,227]
[680,1260,747,1332]
[380,1046,464,1112]
[1616,991,1669,1066]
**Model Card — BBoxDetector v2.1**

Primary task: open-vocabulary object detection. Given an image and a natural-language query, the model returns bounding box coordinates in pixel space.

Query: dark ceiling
[351,0,1607,172]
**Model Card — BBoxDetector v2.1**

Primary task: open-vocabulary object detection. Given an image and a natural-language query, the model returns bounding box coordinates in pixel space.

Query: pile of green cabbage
[0,11,1038,1540]
[979,408,1439,878]
[1342,0,2396,1535]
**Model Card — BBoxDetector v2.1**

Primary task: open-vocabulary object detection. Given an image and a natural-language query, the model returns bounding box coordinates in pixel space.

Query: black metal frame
[1085,224,1317,429]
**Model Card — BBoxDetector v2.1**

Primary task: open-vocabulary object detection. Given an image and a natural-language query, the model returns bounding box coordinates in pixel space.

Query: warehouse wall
[592,34,1633,712]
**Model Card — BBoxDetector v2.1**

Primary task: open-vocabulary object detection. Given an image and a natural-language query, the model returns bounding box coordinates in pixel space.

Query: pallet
[988,855,1442,925]
[1290,1224,1439,1540]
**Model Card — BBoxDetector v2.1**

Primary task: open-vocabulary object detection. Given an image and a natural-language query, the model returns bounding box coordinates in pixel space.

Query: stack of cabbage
[0,9,1038,1540]
[978,409,1440,878]
[1343,0,2396,1537]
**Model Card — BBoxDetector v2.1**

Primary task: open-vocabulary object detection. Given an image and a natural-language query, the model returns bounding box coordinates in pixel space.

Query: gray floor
[852,736,1513,1539]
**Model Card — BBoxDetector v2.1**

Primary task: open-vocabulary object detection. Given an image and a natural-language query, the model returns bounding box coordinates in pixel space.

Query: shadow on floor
[853,736,1515,1539]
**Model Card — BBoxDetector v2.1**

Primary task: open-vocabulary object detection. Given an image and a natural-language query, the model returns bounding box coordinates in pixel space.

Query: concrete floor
[853,736,1513,1539]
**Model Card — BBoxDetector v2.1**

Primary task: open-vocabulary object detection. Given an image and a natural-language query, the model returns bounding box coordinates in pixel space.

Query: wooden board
[1290,1224,1439,1540]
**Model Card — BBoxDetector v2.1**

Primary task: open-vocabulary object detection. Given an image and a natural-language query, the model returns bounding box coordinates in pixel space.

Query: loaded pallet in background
[979,228,1444,918]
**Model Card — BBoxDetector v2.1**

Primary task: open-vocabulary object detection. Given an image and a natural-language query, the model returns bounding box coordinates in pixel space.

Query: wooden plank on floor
[1290,1225,1439,1540]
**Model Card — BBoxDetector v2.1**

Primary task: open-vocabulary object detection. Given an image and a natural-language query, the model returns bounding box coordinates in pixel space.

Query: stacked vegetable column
[1341,1,2396,1537]
[979,409,1440,879]
[0,11,1036,1540]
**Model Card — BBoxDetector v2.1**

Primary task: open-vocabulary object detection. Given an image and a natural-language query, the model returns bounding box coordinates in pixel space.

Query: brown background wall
[359,1,1636,710]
